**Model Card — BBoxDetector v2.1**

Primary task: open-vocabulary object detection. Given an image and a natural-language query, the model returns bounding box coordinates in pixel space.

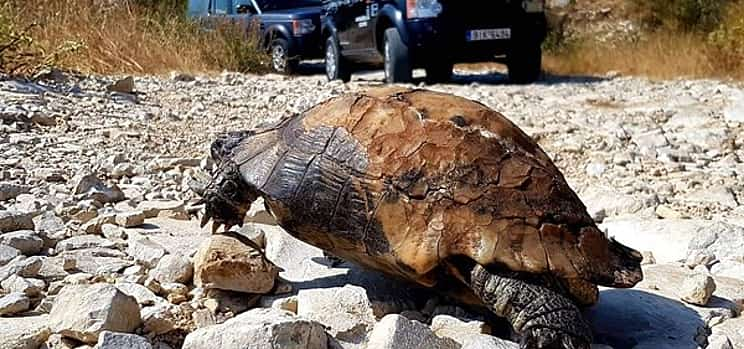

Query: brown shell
[230,87,630,294]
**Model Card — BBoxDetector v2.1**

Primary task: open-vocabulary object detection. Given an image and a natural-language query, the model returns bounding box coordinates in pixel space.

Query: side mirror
[236,4,255,14]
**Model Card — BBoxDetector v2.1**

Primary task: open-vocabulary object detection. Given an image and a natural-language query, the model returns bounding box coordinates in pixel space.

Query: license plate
[466,28,511,41]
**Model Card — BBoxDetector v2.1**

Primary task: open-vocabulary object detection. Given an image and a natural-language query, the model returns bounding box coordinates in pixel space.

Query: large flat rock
[599,218,712,263]
[0,315,50,349]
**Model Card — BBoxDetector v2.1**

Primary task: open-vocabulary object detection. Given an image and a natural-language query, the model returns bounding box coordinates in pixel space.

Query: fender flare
[320,16,339,41]
[376,4,409,49]
[263,24,292,50]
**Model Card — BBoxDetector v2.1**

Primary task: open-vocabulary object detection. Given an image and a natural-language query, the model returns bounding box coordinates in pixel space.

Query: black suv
[188,0,323,74]
[321,0,547,84]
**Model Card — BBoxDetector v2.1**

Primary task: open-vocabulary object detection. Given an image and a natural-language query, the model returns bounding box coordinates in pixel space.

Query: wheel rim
[384,40,392,81]
[326,41,337,80]
[272,44,287,73]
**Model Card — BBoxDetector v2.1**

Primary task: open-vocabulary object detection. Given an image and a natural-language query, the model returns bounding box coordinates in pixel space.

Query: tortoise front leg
[470,264,592,349]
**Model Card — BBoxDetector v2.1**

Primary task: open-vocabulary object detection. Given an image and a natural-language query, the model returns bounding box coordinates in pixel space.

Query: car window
[187,0,210,16]
[213,0,233,14]
[255,0,321,11]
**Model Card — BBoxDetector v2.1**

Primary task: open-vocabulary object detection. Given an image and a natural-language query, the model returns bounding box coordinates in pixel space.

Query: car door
[336,0,373,54]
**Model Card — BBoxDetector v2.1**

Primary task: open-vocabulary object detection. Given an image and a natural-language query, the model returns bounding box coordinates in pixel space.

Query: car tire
[425,60,454,84]
[383,28,412,84]
[271,38,298,75]
[507,44,542,84]
[325,36,351,82]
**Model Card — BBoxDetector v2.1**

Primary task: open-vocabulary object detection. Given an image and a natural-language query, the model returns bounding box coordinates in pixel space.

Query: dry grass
[543,0,744,81]
[1,0,269,76]
[543,33,740,80]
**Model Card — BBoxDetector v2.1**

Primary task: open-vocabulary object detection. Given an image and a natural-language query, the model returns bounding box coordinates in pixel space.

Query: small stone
[101,224,126,240]
[79,214,117,235]
[43,333,79,349]
[182,308,327,349]
[167,293,188,304]
[0,210,34,233]
[0,244,21,266]
[202,289,260,314]
[0,182,30,201]
[367,314,460,349]
[0,256,43,281]
[655,205,684,219]
[127,235,166,268]
[297,285,376,342]
[94,331,152,349]
[0,315,50,348]
[170,72,195,82]
[107,76,135,94]
[259,295,298,314]
[585,163,606,177]
[680,273,717,306]
[192,308,216,328]
[685,250,718,269]
[115,211,145,228]
[73,174,125,204]
[0,292,30,316]
[49,284,142,343]
[150,254,193,284]
[56,235,116,252]
[461,334,519,349]
[35,297,55,313]
[430,314,490,345]
[1,274,43,296]
[0,230,43,255]
[193,235,278,293]
[641,251,656,265]
[63,272,93,285]
[141,303,179,335]
[115,282,161,306]
[136,201,186,219]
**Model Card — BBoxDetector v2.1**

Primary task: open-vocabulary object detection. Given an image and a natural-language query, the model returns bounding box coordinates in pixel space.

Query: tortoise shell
[211,87,643,304]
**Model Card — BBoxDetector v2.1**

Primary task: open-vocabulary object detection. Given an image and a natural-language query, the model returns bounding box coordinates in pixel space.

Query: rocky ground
[0,68,743,349]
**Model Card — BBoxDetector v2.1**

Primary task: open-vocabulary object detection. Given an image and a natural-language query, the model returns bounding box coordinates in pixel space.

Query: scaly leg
[469,265,592,349]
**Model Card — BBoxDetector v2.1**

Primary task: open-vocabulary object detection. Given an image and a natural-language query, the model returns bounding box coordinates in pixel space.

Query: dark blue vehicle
[188,0,323,74]
[321,0,548,84]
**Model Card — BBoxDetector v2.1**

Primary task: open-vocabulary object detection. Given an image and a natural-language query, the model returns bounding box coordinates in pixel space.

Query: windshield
[255,0,321,11]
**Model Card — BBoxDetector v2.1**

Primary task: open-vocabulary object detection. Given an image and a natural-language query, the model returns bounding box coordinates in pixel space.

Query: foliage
[631,0,730,33]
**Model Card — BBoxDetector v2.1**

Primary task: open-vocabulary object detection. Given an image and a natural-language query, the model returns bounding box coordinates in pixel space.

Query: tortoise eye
[222,180,237,194]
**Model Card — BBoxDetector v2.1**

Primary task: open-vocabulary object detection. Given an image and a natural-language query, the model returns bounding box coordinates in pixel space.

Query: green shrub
[708,1,744,69]
[632,0,730,33]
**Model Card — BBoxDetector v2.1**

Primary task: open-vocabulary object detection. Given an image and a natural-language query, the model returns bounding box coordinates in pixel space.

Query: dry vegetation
[0,0,269,76]
[544,0,744,80]
[2,0,744,80]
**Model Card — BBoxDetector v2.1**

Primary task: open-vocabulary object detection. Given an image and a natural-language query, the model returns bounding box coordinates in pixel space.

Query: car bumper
[403,14,547,63]
[287,34,322,60]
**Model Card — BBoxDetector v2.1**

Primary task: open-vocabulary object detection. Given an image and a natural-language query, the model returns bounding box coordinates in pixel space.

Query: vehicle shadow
[294,61,608,87]
[449,71,609,86]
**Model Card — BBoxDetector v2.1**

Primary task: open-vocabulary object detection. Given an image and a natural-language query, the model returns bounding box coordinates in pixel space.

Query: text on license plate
[467,28,511,41]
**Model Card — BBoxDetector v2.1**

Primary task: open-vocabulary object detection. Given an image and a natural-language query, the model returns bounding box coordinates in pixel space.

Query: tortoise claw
[200,212,210,228]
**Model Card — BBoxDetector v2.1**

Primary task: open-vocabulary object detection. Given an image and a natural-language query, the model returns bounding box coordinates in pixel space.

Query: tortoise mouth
[603,237,644,288]
[198,161,259,233]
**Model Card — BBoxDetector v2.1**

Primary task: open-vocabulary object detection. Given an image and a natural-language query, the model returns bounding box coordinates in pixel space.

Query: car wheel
[425,60,454,84]
[325,36,351,82]
[507,44,542,84]
[271,38,298,75]
[383,28,412,84]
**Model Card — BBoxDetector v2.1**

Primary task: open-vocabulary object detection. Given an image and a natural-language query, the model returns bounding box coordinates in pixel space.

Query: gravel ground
[0,69,743,349]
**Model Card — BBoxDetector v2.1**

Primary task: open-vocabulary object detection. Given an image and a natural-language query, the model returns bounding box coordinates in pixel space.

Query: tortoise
[198,87,643,349]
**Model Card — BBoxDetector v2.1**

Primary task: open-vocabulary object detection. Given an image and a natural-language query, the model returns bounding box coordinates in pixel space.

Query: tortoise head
[196,131,260,233]
[577,226,643,288]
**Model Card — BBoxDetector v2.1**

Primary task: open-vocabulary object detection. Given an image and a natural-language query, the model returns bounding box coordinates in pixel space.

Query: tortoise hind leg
[469,264,592,349]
